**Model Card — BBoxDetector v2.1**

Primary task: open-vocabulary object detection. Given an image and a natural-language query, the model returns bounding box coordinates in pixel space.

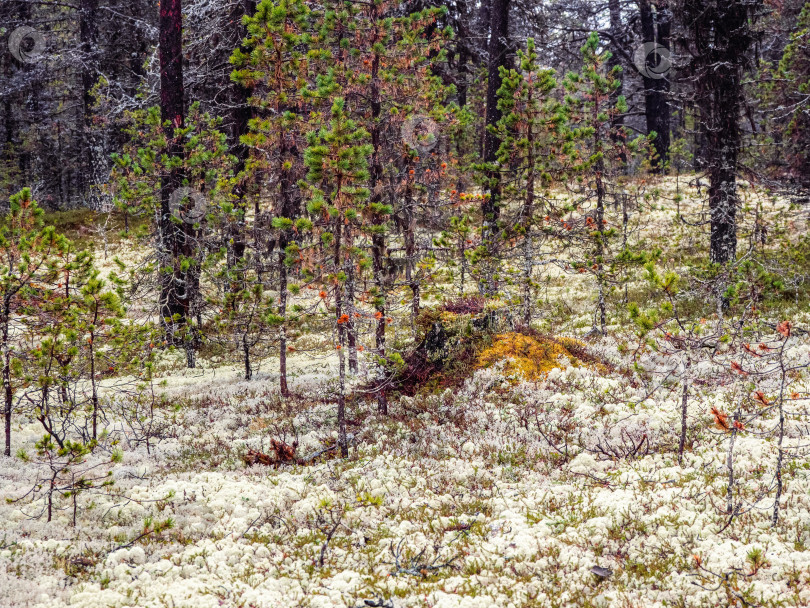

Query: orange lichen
[476,333,585,381]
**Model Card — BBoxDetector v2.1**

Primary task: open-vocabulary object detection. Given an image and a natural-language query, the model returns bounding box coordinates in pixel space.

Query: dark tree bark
[368,8,388,413]
[277,145,298,396]
[228,0,256,266]
[276,106,300,400]
[79,0,104,207]
[681,0,761,266]
[482,0,510,294]
[158,0,190,344]
[608,0,627,166]
[638,0,671,170]
[2,61,15,195]
[3,301,11,457]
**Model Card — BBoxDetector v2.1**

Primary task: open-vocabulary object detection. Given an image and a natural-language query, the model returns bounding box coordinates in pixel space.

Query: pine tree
[302,97,372,457]
[678,0,763,268]
[773,3,810,189]
[489,38,564,325]
[563,32,651,335]
[231,0,311,396]
[347,0,451,408]
[158,0,189,350]
[110,103,237,366]
[435,212,474,296]
[479,0,511,297]
[0,189,70,456]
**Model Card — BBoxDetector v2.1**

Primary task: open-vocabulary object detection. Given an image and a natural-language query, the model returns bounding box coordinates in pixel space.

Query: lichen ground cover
[2,337,810,608]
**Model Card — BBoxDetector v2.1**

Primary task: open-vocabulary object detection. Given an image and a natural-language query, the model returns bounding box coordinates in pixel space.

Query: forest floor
[2,176,810,607]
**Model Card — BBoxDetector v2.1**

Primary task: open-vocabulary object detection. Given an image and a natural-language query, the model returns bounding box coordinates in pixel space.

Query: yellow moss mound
[477,333,584,380]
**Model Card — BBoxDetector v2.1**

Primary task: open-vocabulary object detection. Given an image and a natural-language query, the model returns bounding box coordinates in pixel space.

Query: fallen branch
[243,434,357,467]
[386,537,461,578]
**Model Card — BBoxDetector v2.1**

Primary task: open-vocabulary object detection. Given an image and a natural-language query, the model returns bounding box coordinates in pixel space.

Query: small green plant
[745,547,767,575]
[10,435,118,525]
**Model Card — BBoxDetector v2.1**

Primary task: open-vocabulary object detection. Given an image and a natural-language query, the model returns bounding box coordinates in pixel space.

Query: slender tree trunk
[638,0,671,170]
[333,215,349,455]
[158,0,189,347]
[47,472,55,522]
[90,328,98,440]
[371,232,387,413]
[337,220,350,457]
[243,334,252,380]
[481,0,511,295]
[678,359,689,464]
[80,0,105,207]
[278,252,289,396]
[726,406,739,518]
[684,0,759,267]
[404,184,419,332]
[346,263,358,374]
[457,43,469,109]
[460,241,468,296]
[276,126,297,397]
[369,32,387,412]
[3,13,19,198]
[522,91,535,326]
[230,0,255,183]
[3,308,11,457]
[692,104,706,171]
[337,333,348,458]
[608,0,627,166]
[455,26,470,194]
[227,0,256,278]
[594,122,606,335]
[773,346,787,526]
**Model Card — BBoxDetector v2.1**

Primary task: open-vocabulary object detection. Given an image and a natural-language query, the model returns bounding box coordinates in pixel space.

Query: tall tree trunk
[3,49,16,198]
[158,0,189,346]
[692,103,707,171]
[89,318,98,440]
[608,0,627,166]
[404,184,419,332]
[371,232,387,413]
[337,329,348,458]
[276,110,297,398]
[80,0,106,208]
[638,0,671,170]
[455,44,469,195]
[481,0,510,295]
[522,86,535,326]
[278,248,289,395]
[243,334,252,380]
[369,16,388,413]
[228,0,256,268]
[682,0,759,266]
[594,111,607,335]
[678,357,690,465]
[335,219,349,457]
[346,263,358,374]
[595,176,607,335]
[2,307,11,457]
